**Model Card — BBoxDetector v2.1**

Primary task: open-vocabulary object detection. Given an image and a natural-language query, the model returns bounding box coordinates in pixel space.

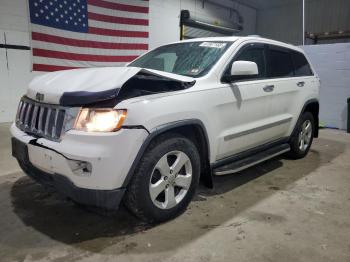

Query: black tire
[287,111,315,159]
[124,133,200,223]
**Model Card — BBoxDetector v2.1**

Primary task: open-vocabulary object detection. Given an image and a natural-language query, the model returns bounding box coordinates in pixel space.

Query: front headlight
[74,108,127,132]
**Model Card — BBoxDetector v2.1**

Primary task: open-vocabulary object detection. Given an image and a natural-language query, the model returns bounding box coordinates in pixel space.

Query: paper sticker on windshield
[190,68,200,74]
[199,42,227,49]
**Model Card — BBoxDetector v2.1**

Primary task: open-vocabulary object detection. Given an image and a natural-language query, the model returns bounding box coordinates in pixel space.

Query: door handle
[297,81,305,87]
[263,85,274,92]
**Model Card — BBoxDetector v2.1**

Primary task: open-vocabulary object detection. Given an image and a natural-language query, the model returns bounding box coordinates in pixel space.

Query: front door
[216,43,277,160]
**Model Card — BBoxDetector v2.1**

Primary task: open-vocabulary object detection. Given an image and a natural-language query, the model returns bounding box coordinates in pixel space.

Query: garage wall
[0,0,33,123]
[302,43,350,130]
[256,0,350,45]
[0,0,256,123]
[180,0,257,36]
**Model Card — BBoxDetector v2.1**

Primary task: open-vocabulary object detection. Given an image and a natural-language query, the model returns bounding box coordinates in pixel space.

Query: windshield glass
[128,41,233,77]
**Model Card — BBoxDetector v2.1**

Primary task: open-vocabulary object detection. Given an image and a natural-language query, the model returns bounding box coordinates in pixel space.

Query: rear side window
[292,51,313,76]
[267,47,294,78]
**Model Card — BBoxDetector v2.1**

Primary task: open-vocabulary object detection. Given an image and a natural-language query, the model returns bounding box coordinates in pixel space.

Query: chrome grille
[16,97,67,141]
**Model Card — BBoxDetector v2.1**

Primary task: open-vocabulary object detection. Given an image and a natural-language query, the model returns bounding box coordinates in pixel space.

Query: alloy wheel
[149,150,192,209]
[298,119,312,151]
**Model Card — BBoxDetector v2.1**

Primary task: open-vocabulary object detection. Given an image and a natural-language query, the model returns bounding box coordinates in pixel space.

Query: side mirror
[230,60,258,77]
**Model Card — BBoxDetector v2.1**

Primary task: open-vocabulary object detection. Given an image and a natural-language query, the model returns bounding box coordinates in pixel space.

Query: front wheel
[287,112,315,159]
[124,133,200,223]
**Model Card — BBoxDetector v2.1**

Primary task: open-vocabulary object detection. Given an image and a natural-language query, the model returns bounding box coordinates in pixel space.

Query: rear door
[265,45,315,139]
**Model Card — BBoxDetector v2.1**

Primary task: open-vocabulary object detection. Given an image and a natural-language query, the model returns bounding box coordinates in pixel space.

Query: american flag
[28,0,149,72]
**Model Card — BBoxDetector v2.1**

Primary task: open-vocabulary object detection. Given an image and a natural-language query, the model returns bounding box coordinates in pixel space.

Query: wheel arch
[294,99,319,138]
[122,119,213,189]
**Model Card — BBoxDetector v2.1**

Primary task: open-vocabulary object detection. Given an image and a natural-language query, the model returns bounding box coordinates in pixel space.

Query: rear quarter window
[292,51,313,76]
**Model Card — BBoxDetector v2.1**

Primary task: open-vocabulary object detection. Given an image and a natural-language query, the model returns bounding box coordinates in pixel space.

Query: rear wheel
[124,133,200,223]
[287,112,314,159]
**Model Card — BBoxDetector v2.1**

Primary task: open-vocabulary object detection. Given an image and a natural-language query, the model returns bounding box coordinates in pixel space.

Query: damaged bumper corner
[12,137,125,210]
[10,123,149,209]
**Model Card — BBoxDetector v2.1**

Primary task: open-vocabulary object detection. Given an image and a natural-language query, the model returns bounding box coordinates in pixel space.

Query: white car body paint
[12,36,319,194]
[11,123,148,190]
[27,67,195,105]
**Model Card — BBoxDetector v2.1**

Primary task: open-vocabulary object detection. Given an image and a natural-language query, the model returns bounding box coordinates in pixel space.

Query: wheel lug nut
[170,170,173,174]
[164,176,168,180]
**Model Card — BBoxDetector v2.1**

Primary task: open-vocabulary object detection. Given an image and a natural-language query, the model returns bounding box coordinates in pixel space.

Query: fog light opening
[68,160,92,177]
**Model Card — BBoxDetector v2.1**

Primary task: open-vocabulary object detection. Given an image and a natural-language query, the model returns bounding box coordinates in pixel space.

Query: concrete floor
[0,123,350,262]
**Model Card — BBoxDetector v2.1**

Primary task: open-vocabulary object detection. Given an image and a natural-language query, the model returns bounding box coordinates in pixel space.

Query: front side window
[292,51,313,76]
[223,43,266,81]
[267,47,294,78]
[235,45,266,79]
[128,41,233,77]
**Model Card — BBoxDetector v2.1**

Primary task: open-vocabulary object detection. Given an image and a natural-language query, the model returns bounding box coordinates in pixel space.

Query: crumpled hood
[27,67,195,106]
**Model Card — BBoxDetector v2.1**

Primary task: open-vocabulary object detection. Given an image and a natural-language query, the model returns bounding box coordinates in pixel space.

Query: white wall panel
[149,0,181,49]
[0,47,32,122]
[0,0,29,32]
[0,48,10,122]
[3,30,30,46]
[302,43,350,130]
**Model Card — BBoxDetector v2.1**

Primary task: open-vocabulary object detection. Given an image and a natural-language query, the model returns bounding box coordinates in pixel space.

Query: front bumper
[11,123,148,190]
[11,123,149,209]
[12,137,125,209]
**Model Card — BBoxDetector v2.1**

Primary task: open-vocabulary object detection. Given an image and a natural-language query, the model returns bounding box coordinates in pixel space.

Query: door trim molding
[224,117,293,141]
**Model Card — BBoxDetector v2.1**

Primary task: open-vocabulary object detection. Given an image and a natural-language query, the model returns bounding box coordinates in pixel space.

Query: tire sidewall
[290,112,315,158]
[130,134,200,222]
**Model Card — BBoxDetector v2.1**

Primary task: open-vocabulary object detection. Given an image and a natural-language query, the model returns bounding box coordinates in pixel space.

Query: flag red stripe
[32,32,148,50]
[88,26,148,38]
[88,0,149,14]
[33,48,138,62]
[88,12,148,26]
[33,64,82,72]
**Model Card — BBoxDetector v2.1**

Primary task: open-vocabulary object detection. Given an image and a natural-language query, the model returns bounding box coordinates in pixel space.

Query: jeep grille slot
[15,97,67,141]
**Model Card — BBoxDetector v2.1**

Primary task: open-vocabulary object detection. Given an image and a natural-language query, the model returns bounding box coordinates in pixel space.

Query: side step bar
[213,143,290,176]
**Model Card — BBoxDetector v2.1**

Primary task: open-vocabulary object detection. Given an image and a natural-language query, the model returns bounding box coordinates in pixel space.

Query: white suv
[11,36,319,222]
